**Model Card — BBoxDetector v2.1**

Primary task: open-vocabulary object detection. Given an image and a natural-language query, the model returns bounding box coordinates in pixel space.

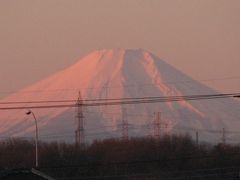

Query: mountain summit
[0,49,240,142]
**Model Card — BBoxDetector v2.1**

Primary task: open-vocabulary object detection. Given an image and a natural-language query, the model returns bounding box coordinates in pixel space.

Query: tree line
[1,134,240,179]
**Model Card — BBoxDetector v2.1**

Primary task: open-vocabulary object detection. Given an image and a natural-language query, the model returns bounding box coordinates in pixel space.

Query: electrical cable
[0,93,239,110]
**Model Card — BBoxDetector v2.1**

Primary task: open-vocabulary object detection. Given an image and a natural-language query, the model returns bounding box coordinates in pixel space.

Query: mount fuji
[0,49,240,143]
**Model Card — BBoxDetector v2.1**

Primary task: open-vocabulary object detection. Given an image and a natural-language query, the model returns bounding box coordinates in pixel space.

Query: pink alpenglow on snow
[0,49,240,142]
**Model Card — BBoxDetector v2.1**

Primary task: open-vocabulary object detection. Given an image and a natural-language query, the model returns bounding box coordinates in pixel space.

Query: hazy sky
[0,0,239,98]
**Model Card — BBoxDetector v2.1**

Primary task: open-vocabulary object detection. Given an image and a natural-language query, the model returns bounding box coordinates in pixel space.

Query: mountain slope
[0,49,240,142]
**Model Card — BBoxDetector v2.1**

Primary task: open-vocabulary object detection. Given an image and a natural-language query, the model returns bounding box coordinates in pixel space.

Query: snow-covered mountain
[0,49,240,142]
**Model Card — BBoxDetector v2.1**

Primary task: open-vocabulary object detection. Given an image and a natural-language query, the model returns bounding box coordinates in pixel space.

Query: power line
[0,93,239,110]
[1,75,240,95]
[1,92,240,105]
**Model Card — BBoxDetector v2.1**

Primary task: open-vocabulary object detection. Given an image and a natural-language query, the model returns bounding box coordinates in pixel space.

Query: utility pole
[75,91,84,147]
[196,131,199,146]
[153,112,161,139]
[222,128,226,144]
[121,108,129,140]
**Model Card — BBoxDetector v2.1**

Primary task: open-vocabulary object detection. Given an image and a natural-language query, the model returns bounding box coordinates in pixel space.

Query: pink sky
[0,0,239,98]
